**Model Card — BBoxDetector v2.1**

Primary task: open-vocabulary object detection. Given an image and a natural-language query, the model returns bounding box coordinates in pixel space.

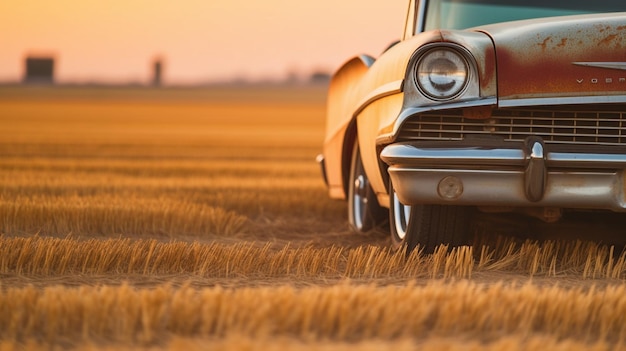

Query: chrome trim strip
[499,95,626,107]
[315,154,328,186]
[416,0,426,34]
[359,54,376,68]
[572,62,626,71]
[353,80,403,117]
[547,152,626,168]
[376,97,497,144]
[399,98,497,121]
[380,144,526,167]
[381,143,626,170]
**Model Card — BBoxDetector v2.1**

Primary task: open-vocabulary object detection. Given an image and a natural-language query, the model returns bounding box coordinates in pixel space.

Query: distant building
[24,57,55,84]
[309,71,331,84]
[152,59,163,86]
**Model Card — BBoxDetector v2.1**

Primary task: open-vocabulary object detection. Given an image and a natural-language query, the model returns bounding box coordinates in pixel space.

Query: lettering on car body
[573,62,626,85]
[576,77,626,84]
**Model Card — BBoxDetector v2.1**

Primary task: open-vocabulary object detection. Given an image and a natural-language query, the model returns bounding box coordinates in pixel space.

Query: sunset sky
[0,1,406,85]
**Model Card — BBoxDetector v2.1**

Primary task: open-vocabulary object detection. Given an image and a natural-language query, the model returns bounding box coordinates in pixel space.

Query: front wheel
[347,140,386,233]
[389,181,471,254]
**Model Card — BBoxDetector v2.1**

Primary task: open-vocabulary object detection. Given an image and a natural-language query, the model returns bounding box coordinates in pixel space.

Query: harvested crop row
[2,236,626,279]
[1,282,625,347]
[0,144,338,238]
[0,196,248,238]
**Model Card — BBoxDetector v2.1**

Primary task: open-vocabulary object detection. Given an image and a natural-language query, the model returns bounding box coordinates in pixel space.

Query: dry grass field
[2,84,626,350]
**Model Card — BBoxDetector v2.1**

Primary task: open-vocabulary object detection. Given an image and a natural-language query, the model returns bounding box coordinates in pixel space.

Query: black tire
[347,140,386,233]
[389,180,470,254]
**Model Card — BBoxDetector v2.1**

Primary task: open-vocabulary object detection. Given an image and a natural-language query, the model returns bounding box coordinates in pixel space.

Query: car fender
[323,55,375,199]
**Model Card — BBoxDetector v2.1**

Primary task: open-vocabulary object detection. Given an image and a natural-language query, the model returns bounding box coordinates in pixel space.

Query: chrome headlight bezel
[414,46,472,101]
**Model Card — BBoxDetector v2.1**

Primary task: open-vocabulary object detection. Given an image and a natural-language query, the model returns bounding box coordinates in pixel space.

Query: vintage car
[318,0,626,253]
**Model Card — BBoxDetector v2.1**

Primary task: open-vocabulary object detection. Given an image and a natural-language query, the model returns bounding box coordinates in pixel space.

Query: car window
[423,0,626,31]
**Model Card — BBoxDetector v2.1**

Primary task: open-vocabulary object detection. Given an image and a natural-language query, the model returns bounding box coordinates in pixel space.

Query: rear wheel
[348,140,386,233]
[389,181,471,254]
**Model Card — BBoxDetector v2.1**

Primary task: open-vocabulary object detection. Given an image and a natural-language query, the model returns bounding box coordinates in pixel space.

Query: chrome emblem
[572,62,626,70]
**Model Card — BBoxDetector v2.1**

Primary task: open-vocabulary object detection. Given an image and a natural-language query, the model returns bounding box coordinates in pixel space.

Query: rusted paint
[479,13,626,100]
[538,36,552,50]
[599,34,619,47]
[481,42,497,95]
[462,105,493,119]
[441,29,498,97]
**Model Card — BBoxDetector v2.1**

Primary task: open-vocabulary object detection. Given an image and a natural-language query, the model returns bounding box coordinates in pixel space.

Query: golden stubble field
[2,85,626,350]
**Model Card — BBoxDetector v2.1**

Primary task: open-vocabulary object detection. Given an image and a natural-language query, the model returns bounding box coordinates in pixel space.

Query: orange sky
[0,1,406,84]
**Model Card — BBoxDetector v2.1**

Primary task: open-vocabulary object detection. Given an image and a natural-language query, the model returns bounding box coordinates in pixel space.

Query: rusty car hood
[475,12,626,104]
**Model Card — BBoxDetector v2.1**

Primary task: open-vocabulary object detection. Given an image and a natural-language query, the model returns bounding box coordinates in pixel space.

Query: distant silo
[152,59,163,86]
[24,57,55,84]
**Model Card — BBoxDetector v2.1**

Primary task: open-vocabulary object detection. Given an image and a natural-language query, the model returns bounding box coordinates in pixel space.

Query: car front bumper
[381,137,626,211]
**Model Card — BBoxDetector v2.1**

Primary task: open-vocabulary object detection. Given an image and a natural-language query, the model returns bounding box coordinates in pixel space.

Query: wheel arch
[325,54,375,199]
[341,120,358,197]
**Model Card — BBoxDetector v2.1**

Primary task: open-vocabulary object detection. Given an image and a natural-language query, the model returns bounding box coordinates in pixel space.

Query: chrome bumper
[316,154,329,187]
[381,138,626,211]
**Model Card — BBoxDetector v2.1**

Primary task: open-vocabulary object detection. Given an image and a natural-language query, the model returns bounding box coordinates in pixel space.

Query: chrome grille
[397,106,626,146]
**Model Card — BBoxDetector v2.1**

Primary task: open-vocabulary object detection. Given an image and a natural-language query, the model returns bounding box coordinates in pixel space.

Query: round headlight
[416,48,469,100]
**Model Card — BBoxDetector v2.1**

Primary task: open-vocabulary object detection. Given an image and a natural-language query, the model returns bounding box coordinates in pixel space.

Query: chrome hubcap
[393,191,411,241]
[352,174,369,229]
[354,175,368,199]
